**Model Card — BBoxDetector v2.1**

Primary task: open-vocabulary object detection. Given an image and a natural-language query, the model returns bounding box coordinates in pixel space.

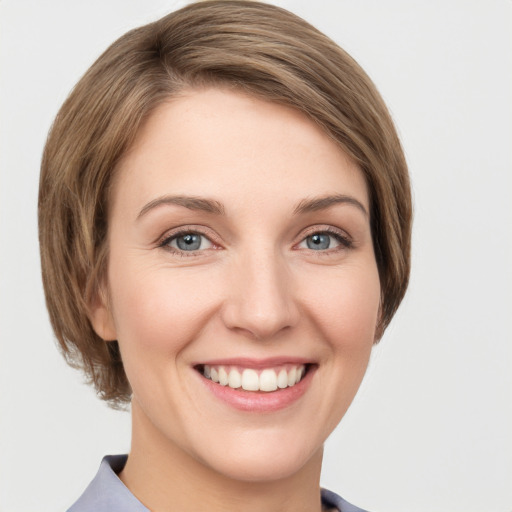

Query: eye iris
[176,234,201,251]
[307,233,330,250]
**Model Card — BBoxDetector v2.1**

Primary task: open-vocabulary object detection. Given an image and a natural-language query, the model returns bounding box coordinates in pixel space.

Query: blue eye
[306,233,332,250]
[298,231,349,251]
[166,232,213,252]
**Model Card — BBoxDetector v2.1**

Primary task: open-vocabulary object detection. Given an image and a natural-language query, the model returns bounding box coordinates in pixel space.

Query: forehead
[112,87,369,216]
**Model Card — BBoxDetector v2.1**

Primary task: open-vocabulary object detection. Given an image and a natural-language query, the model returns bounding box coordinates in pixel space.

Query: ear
[87,286,117,341]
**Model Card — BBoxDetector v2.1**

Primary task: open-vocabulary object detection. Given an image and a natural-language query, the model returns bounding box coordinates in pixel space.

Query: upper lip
[192,356,314,369]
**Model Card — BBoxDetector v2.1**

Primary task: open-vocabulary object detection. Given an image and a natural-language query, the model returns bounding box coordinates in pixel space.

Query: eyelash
[157,226,353,256]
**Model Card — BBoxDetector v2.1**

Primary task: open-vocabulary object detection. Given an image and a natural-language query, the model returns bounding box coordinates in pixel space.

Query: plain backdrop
[1,1,511,511]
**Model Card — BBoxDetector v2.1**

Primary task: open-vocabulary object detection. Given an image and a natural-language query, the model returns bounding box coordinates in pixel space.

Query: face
[92,88,380,482]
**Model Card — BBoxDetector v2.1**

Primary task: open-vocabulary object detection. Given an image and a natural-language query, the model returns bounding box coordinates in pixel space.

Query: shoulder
[321,488,372,512]
[67,455,148,512]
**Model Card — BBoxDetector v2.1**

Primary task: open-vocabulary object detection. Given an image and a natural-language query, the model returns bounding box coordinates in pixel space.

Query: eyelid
[298,225,352,241]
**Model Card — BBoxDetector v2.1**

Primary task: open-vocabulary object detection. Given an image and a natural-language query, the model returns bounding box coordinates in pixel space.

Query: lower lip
[197,367,315,412]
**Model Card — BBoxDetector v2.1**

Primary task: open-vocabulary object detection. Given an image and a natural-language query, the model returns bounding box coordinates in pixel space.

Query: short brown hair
[39,0,412,407]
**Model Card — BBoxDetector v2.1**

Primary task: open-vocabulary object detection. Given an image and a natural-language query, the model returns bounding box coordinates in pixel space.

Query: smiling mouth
[195,364,311,392]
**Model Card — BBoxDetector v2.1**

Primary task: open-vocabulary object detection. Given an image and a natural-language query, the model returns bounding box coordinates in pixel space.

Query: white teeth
[228,368,242,389]
[277,369,288,389]
[287,367,297,387]
[242,369,259,391]
[259,369,278,392]
[218,367,229,386]
[202,364,307,392]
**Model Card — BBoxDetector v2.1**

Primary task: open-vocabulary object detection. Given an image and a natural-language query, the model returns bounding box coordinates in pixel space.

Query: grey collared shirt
[67,455,369,512]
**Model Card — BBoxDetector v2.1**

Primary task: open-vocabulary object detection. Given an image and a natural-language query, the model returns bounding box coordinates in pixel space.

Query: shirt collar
[67,455,148,512]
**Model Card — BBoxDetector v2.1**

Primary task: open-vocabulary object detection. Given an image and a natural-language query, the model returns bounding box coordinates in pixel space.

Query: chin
[208,451,318,483]
[191,428,324,483]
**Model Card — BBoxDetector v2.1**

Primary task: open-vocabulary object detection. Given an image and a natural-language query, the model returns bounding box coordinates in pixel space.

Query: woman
[38,1,411,511]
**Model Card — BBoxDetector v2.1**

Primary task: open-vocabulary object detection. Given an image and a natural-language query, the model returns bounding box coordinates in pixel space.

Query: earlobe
[87,289,117,341]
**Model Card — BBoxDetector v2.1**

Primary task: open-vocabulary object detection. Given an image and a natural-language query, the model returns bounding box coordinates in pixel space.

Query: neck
[120,401,325,512]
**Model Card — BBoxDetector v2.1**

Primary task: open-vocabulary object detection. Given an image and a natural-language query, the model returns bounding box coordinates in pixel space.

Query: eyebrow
[293,194,368,217]
[137,193,367,220]
[137,195,225,219]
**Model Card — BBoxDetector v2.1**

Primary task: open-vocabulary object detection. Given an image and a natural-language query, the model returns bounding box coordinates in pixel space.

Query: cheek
[298,260,381,350]
[107,260,220,361]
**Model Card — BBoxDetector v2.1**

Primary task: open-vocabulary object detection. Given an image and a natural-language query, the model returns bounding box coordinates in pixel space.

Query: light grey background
[1,1,511,511]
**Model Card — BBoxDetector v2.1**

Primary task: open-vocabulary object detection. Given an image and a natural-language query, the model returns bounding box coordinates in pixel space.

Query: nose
[221,248,300,340]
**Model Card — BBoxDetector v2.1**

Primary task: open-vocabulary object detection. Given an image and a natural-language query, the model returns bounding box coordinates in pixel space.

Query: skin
[90,88,381,512]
